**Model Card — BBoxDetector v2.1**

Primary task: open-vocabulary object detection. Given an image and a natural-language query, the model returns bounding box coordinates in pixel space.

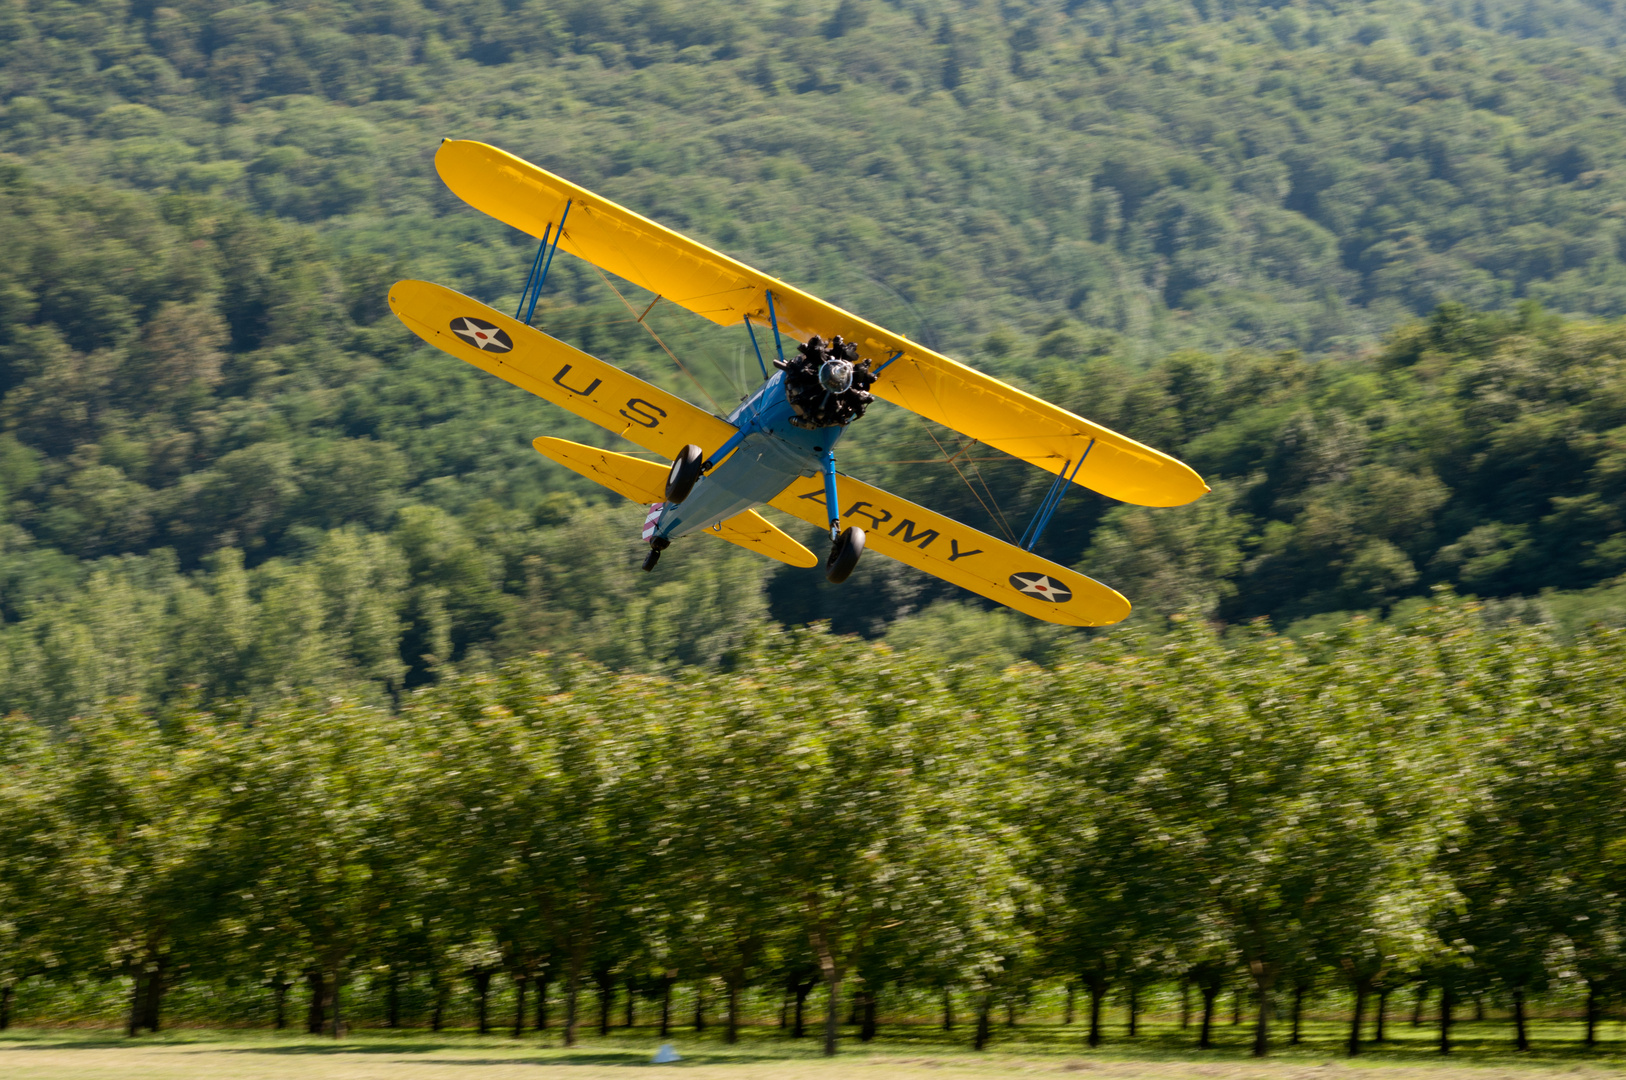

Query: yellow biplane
[390,140,1206,627]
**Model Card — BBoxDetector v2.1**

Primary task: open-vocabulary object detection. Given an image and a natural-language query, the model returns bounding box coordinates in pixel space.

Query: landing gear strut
[815,444,864,583]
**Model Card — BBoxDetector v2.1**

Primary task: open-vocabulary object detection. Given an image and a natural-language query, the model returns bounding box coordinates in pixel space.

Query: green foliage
[10,0,1626,720]
[3,605,1626,1056]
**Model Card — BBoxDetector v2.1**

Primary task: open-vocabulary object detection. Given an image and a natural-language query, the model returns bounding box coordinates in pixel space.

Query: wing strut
[743,316,769,381]
[1019,441,1092,552]
[765,290,787,366]
[516,200,571,325]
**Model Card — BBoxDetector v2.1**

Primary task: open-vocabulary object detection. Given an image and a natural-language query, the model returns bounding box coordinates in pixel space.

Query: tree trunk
[942,986,954,1031]
[1128,982,1139,1037]
[1180,978,1191,1029]
[1375,988,1389,1043]
[564,960,580,1048]
[1475,993,1484,1021]
[1438,985,1453,1055]
[1252,979,1270,1058]
[307,970,326,1035]
[141,963,164,1033]
[127,967,145,1038]
[513,976,527,1038]
[1348,983,1366,1057]
[474,968,492,1035]
[1412,983,1427,1026]
[1586,981,1599,1047]
[780,988,789,1029]
[1088,980,1105,1048]
[1290,983,1306,1045]
[1232,987,1242,1025]
[660,978,671,1038]
[694,981,706,1032]
[1512,986,1529,1051]
[1006,997,1017,1027]
[1064,982,1075,1025]
[1199,985,1219,1049]
[726,980,740,1045]
[330,971,343,1040]
[973,994,992,1051]
[0,983,11,1031]
[386,970,400,1029]
[625,976,635,1028]
[536,974,549,1032]
[432,971,447,1032]
[848,990,861,1026]
[861,989,877,1042]
[595,969,612,1036]
[822,967,839,1057]
[274,977,289,1031]
[794,980,811,1038]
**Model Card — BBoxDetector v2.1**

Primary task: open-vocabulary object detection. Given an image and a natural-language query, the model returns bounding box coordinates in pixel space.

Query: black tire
[665,444,705,504]
[826,526,865,584]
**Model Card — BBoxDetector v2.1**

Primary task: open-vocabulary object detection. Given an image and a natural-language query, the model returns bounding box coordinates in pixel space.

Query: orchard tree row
[4,598,1624,1057]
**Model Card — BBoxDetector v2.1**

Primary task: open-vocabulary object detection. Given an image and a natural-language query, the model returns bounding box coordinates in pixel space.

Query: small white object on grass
[652,1043,682,1063]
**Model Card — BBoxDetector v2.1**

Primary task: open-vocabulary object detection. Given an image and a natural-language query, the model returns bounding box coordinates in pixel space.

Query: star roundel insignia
[449,316,513,353]
[1009,572,1072,604]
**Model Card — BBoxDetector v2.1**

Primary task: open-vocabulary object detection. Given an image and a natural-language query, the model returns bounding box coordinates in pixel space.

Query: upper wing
[768,474,1130,627]
[388,278,734,458]
[436,139,1207,508]
[533,437,818,569]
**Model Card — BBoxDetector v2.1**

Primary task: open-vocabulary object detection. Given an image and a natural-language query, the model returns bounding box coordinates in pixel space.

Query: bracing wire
[920,423,1018,543]
[586,262,728,413]
[961,440,1019,542]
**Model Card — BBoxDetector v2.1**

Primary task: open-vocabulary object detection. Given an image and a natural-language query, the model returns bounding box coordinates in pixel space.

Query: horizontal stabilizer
[533,437,818,569]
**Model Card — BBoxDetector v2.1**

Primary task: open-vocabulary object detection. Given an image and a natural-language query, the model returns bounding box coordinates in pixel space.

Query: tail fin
[534,437,818,569]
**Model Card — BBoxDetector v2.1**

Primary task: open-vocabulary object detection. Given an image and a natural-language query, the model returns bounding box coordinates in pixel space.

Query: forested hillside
[8,0,1626,718]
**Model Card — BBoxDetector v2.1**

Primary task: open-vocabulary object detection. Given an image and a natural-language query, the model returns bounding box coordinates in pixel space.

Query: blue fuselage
[653,371,846,540]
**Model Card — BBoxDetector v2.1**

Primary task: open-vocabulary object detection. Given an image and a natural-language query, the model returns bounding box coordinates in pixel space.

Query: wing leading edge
[435,139,1209,509]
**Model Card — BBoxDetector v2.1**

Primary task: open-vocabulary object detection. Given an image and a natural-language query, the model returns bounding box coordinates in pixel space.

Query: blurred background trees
[7,3,1626,718]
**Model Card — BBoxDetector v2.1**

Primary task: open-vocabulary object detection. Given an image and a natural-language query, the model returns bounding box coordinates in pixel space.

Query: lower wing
[389,279,734,458]
[769,475,1130,627]
[533,437,817,569]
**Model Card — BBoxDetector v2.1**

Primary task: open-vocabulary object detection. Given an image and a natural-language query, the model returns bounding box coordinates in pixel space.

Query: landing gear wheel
[665,444,704,504]
[826,526,865,584]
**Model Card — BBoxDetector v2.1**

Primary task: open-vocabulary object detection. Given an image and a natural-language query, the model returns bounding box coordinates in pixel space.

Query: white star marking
[451,317,506,350]
[1010,572,1073,603]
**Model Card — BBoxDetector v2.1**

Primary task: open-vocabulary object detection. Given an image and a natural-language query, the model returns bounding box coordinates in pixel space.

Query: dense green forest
[8,0,1626,715]
[4,607,1626,1058]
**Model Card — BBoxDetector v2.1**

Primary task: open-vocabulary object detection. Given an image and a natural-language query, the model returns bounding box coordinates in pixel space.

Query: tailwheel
[643,536,669,573]
[665,444,705,504]
[826,526,865,584]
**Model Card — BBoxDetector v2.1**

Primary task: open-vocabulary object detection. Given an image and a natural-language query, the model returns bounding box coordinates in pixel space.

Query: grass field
[7,1020,1626,1080]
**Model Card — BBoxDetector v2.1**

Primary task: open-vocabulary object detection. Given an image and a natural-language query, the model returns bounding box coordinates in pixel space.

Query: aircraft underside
[648,357,867,582]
